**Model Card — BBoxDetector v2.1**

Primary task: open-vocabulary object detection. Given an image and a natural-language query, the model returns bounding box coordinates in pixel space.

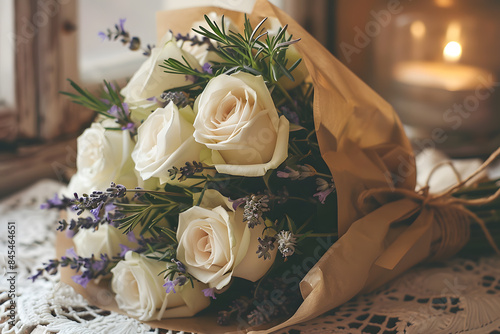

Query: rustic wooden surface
[0,136,77,198]
[0,109,17,142]
[15,0,38,139]
[14,0,93,141]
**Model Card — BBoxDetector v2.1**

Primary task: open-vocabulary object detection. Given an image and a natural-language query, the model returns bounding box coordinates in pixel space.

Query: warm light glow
[446,22,461,41]
[443,41,462,62]
[435,0,454,7]
[410,21,426,39]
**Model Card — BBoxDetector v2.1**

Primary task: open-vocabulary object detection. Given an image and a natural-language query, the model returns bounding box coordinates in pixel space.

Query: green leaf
[285,215,297,233]
[263,169,273,191]
[289,123,306,132]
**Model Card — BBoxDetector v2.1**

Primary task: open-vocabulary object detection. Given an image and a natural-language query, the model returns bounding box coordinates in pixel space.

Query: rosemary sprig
[162,15,301,100]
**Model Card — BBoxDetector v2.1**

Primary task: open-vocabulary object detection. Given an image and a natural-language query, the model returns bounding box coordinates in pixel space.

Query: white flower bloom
[193,72,289,177]
[111,252,210,321]
[73,224,136,259]
[176,190,276,290]
[121,31,201,111]
[132,103,206,184]
[68,120,137,196]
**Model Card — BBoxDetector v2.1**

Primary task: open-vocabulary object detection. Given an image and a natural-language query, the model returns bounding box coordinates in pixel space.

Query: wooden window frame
[0,0,94,198]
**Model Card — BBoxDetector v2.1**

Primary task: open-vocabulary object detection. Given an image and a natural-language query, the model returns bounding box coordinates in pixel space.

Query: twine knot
[359,148,500,262]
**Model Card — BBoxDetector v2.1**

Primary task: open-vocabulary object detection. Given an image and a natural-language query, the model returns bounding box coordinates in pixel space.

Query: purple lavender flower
[276,168,295,179]
[146,96,165,107]
[91,256,108,272]
[203,287,217,300]
[121,122,135,131]
[98,31,107,41]
[280,105,300,125]
[103,82,116,94]
[185,75,197,83]
[172,259,186,274]
[176,275,188,287]
[127,231,137,243]
[202,62,213,74]
[72,274,91,288]
[65,247,78,258]
[104,202,118,221]
[90,202,103,220]
[40,193,62,209]
[313,187,335,204]
[277,165,316,180]
[119,244,132,257]
[230,197,247,211]
[163,275,188,293]
[66,229,76,238]
[41,193,73,210]
[107,104,120,118]
[118,18,126,32]
[313,178,336,204]
[107,103,130,118]
[164,279,177,293]
[121,102,130,115]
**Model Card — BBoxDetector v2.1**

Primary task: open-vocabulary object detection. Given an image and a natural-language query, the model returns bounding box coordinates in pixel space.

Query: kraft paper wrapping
[57,1,441,333]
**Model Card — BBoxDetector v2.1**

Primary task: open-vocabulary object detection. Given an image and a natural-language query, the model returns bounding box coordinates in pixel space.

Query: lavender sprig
[72,182,127,215]
[160,91,189,108]
[313,178,336,204]
[175,32,214,49]
[276,165,316,180]
[168,161,214,182]
[40,193,75,211]
[98,18,154,56]
[256,236,276,260]
[29,252,121,284]
[161,258,194,293]
[243,195,270,228]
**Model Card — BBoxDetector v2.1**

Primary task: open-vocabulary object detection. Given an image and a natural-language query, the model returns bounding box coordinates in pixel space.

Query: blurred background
[1,0,499,197]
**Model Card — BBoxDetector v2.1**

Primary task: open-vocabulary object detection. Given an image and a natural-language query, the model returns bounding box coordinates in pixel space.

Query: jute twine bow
[359,147,500,262]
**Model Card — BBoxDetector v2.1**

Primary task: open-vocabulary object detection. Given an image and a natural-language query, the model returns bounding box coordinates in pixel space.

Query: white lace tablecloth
[1,179,500,334]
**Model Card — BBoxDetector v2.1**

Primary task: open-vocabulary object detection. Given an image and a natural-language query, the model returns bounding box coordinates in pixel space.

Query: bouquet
[32,1,500,333]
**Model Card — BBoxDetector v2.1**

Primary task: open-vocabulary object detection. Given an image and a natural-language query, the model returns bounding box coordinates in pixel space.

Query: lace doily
[1,180,500,334]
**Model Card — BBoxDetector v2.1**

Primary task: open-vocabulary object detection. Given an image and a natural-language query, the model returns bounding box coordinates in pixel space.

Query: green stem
[274,81,299,112]
[287,196,312,203]
[126,189,190,198]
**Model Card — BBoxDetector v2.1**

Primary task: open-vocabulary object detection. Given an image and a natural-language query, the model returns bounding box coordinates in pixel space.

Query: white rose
[121,31,201,109]
[193,72,289,177]
[111,251,210,320]
[176,190,276,290]
[68,120,137,196]
[263,17,309,90]
[73,224,137,258]
[183,12,239,66]
[132,103,207,184]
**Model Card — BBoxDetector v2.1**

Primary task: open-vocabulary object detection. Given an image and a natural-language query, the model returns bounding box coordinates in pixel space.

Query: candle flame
[443,41,462,62]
